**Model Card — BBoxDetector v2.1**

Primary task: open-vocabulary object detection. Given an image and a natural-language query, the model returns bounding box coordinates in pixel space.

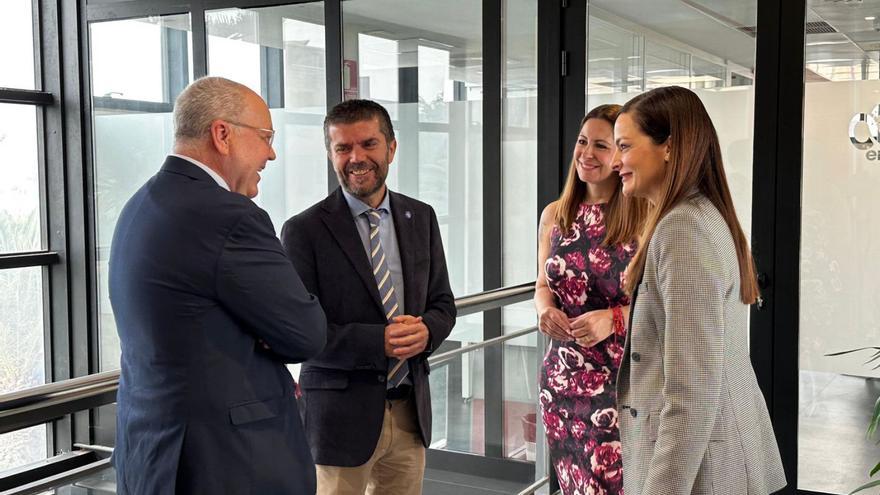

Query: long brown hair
[554,104,647,246]
[621,86,759,304]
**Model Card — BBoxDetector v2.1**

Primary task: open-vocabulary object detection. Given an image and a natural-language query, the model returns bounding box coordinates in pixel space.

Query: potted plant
[825,347,880,494]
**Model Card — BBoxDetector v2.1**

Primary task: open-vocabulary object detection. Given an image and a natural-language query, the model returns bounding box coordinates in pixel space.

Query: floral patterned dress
[539,202,635,495]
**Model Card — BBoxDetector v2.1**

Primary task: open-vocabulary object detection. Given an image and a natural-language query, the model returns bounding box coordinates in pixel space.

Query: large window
[501,0,539,461]
[343,0,484,299]
[206,3,328,234]
[0,0,49,473]
[91,5,336,373]
[0,268,46,471]
[0,0,36,90]
[90,13,194,372]
[0,104,42,254]
[343,0,488,456]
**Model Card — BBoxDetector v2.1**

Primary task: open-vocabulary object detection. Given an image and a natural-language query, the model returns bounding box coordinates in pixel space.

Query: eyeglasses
[226,120,276,147]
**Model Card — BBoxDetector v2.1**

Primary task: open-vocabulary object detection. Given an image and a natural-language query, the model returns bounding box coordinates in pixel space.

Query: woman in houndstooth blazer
[610,86,787,494]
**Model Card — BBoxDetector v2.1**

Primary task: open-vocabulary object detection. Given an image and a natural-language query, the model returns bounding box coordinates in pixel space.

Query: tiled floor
[65,467,537,495]
[434,368,880,495]
[423,468,535,495]
[798,370,880,494]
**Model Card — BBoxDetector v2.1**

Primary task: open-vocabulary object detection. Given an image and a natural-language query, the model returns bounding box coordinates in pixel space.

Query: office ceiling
[806,0,880,74]
[124,0,880,83]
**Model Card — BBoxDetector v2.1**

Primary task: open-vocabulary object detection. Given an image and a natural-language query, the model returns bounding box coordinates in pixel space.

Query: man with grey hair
[110,76,327,494]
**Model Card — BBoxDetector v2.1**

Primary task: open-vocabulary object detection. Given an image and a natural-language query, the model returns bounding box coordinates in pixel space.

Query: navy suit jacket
[109,156,327,494]
[281,188,456,466]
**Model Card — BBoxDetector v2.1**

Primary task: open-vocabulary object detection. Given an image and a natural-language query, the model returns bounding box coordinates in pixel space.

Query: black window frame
[0,0,95,461]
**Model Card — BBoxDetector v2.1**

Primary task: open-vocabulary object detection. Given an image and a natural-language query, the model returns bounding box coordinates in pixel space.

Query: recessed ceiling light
[866,16,876,21]
[806,58,854,63]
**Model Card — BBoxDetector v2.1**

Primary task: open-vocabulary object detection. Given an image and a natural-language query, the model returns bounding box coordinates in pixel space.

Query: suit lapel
[320,189,384,312]
[390,192,417,315]
[618,281,641,394]
[627,284,639,334]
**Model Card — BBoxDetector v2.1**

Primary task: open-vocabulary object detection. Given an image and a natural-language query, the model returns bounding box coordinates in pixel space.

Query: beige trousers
[316,397,426,495]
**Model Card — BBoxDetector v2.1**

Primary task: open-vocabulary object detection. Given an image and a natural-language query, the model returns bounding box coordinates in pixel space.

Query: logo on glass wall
[850,107,880,159]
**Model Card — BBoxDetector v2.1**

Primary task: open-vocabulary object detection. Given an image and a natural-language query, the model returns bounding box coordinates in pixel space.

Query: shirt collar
[168,153,230,191]
[341,187,391,218]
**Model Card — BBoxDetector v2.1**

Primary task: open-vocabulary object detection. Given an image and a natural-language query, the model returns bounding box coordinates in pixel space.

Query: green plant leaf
[827,346,880,492]
[826,347,880,357]
[869,396,880,439]
[850,478,880,494]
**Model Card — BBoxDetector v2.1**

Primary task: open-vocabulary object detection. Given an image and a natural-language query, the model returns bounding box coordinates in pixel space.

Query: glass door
[799,1,880,493]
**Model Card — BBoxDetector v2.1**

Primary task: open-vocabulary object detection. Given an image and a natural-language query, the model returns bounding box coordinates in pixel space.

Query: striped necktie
[364,209,409,388]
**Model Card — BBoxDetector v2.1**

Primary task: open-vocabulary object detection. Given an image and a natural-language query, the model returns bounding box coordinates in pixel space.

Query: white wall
[801,81,880,377]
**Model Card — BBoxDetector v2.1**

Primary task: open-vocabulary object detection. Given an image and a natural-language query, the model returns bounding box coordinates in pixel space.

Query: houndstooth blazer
[617,194,787,495]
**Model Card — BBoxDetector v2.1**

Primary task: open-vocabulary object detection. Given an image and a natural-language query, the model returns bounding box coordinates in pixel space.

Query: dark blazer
[281,187,456,467]
[110,156,327,495]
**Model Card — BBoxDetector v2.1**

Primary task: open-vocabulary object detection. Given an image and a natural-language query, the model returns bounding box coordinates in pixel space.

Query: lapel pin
[405,211,412,219]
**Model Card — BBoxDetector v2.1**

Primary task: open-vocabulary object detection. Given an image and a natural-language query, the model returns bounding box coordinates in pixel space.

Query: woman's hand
[538,306,572,341]
[569,308,613,347]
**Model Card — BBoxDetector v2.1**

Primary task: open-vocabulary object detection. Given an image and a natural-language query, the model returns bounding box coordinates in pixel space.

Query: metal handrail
[427,326,538,367]
[0,281,537,434]
[72,443,115,455]
[455,281,535,316]
[0,370,120,411]
[516,476,551,495]
[2,457,111,495]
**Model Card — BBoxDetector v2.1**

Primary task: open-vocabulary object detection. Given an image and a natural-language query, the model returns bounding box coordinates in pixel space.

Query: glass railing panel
[429,338,486,456]
[502,300,539,461]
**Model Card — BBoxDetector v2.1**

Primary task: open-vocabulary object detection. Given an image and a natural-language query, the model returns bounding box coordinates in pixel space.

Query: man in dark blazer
[281,99,456,495]
[109,76,327,495]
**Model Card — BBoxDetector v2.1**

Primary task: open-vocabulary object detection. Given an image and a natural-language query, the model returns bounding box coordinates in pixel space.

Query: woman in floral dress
[535,104,647,495]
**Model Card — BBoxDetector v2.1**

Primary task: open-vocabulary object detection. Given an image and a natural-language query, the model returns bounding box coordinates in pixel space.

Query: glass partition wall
[799,1,880,493]
[584,0,756,232]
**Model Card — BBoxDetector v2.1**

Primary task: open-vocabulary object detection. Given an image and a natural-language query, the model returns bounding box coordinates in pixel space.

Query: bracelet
[611,306,625,337]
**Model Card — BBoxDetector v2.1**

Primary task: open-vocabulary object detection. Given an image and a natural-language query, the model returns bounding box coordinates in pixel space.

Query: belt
[386,384,412,401]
